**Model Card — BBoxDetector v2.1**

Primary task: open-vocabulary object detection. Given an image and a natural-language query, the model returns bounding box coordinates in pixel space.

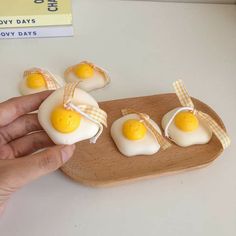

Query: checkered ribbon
[24,68,60,90]
[171,80,231,149]
[64,61,110,88]
[121,109,171,150]
[63,82,107,143]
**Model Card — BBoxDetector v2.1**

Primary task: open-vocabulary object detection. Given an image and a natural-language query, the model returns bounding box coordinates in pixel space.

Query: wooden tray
[61,93,225,187]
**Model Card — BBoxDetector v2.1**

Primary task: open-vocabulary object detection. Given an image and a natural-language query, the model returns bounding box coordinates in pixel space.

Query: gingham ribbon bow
[64,61,110,88]
[121,108,171,150]
[63,82,107,143]
[166,80,230,149]
[24,68,61,90]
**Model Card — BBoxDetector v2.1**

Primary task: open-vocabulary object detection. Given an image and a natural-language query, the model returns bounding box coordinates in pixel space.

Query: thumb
[3,145,75,189]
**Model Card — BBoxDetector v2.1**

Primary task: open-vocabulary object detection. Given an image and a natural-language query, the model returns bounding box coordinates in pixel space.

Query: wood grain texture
[61,93,225,187]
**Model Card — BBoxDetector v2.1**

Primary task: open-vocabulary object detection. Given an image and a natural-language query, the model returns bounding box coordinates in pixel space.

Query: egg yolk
[51,106,81,133]
[73,64,94,79]
[174,111,199,132]
[26,73,46,89]
[122,119,147,140]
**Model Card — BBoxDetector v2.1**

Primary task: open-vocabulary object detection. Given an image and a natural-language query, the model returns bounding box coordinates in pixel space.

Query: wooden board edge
[60,152,222,187]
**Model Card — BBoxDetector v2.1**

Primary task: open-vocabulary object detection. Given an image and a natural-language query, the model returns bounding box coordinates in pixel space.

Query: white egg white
[111,114,161,157]
[65,69,107,92]
[38,87,100,145]
[162,108,212,147]
[19,71,64,95]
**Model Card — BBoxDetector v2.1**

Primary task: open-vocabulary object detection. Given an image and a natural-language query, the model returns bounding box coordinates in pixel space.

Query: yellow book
[0,0,72,28]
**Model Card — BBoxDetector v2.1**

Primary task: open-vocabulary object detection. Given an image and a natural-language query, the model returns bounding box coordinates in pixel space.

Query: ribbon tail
[173,80,194,108]
[146,125,171,150]
[196,111,231,149]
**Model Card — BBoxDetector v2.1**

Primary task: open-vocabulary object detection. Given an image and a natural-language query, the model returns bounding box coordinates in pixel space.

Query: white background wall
[0,1,235,236]
[123,0,236,4]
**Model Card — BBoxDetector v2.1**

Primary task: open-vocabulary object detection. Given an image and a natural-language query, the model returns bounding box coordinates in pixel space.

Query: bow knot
[63,82,107,143]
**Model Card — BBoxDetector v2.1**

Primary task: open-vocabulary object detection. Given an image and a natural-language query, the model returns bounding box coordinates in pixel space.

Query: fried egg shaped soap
[162,108,212,147]
[64,61,110,92]
[111,114,161,157]
[19,68,64,95]
[38,87,100,145]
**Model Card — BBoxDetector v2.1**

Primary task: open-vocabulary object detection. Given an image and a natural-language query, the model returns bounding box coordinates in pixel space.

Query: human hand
[0,91,75,214]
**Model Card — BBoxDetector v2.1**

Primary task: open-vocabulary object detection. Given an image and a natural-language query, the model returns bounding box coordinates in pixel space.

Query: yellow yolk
[51,106,81,133]
[174,111,199,132]
[122,119,147,140]
[73,64,94,79]
[26,73,46,89]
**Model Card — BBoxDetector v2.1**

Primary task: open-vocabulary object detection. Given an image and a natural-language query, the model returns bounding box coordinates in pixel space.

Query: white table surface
[0,1,236,235]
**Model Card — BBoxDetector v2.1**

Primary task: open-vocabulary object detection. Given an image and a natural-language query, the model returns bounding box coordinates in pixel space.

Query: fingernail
[61,145,75,163]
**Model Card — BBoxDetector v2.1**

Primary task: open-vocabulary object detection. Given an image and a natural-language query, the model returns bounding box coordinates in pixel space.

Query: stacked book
[0,0,73,39]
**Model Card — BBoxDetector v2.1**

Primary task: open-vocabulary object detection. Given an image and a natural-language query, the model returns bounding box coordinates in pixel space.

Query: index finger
[0,91,52,128]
